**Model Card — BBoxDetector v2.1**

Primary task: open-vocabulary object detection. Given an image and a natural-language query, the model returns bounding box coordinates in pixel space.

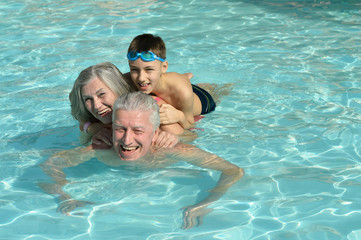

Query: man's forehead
[114,109,153,126]
[115,109,151,116]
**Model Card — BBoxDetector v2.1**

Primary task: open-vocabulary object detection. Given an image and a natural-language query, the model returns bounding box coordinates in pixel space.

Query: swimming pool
[1,0,361,239]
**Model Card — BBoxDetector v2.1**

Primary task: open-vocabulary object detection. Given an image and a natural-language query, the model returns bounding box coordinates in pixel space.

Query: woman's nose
[93,97,102,110]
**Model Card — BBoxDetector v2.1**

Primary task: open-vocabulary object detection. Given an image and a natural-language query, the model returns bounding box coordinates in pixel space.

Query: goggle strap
[127,51,165,62]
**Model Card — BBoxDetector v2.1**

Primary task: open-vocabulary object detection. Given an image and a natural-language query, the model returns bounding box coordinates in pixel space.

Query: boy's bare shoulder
[163,72,190,83]
[163,72,192,98]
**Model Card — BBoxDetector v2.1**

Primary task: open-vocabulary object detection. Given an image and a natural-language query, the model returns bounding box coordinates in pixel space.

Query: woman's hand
[91,128,113,149]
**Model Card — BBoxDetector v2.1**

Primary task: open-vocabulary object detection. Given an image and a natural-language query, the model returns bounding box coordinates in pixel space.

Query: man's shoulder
[94,148,121,166]
[152,142,194,154]
[173,142,196,150]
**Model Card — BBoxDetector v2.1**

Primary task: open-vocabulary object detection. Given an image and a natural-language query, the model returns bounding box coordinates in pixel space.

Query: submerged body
[41,141,243,229]
[40,92,244,230]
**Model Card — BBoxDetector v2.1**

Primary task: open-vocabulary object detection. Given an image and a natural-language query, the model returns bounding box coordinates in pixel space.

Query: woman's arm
[79,121,112,136]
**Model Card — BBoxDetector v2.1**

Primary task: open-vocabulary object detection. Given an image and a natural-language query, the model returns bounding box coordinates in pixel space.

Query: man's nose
[122,130,134,145]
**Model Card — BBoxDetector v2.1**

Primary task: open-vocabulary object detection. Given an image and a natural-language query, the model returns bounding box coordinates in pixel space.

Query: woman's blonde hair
[69,62,136,123]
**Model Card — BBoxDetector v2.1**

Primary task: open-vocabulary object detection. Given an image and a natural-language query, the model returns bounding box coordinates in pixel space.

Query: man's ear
[154,128,160,138]
[161,61,168,74]
[152,128,159,146]
[151,128,160,145]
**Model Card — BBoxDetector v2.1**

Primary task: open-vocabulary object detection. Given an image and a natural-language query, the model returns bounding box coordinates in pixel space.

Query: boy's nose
[138,70,147,81]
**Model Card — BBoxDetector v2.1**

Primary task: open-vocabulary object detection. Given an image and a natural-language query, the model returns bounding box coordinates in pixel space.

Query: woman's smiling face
[81,76,118,124]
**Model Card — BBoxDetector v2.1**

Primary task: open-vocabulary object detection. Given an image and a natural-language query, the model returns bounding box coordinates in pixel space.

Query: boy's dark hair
[127,34,166,59]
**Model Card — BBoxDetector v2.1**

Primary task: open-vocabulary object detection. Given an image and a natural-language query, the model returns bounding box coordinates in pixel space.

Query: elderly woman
[69,62,185,148]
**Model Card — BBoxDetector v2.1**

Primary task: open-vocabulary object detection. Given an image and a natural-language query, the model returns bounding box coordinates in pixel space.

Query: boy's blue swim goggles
[127,50,166,62]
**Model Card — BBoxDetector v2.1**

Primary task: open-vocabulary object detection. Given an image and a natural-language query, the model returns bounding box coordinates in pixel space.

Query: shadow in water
[227,0,360,25]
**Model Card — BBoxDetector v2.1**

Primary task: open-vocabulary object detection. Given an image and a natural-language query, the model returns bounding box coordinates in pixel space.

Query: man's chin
[119,156,138,161]
[118,151,140,161]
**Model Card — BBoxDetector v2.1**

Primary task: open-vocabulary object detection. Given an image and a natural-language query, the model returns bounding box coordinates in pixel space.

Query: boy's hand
[153,130,179,148]
[159,104,183,125]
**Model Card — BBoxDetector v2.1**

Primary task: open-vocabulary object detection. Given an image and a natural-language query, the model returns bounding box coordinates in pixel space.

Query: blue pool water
[1,0,361,239]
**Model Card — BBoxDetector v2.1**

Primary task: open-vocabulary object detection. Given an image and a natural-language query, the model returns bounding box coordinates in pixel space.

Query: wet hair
[113,92,160,131]
[127,33,166,60]
[69,62,136,123]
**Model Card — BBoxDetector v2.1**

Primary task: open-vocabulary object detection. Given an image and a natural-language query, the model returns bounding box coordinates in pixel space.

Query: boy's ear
[161,61,168,73]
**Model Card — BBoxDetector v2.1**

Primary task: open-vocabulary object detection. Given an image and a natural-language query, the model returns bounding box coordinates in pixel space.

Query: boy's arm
[173,144,244,229]
[160,73,195,129]
[159,102,194,129]
[153,95,185,135]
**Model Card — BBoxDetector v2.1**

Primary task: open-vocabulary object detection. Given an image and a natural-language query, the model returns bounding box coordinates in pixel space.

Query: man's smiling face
[113,109,158,161]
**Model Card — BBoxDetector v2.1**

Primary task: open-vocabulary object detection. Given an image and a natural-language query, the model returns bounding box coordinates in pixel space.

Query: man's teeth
[122,146,138,151]
[139,83,149,87]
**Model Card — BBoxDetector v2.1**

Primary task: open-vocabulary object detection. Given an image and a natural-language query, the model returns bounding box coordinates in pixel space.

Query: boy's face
[128,58,168,94]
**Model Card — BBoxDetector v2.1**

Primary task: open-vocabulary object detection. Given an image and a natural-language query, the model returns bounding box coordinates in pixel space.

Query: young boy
[126,33,216,130]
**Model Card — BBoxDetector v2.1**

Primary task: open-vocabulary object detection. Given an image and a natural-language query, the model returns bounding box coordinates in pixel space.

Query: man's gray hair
[113,92,160,131]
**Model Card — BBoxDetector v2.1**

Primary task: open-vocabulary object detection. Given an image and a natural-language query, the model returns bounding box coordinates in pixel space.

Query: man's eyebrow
[133,126,146,130]
[113,124,145,129]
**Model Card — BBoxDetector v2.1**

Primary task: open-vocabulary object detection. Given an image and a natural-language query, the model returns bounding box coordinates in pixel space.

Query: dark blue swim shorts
[192,84,216,115]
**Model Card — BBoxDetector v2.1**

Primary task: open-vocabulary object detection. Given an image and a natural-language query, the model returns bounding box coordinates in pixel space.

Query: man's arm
[39,146,95,214]
[173,144,244,229]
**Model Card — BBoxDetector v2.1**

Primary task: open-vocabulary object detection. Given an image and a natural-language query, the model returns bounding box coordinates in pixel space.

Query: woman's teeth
[98,108,111,116]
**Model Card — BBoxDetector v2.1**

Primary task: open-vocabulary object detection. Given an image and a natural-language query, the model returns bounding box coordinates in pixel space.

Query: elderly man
[40,92,244,230]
